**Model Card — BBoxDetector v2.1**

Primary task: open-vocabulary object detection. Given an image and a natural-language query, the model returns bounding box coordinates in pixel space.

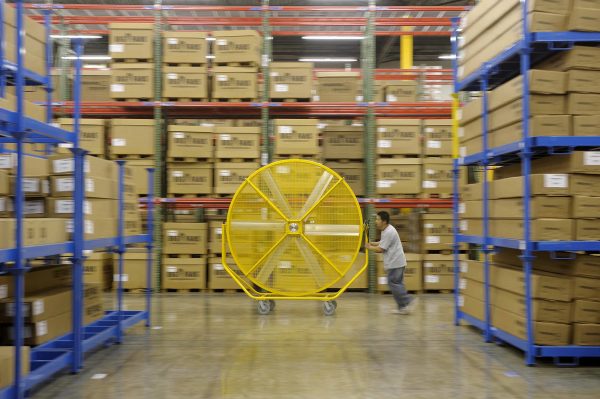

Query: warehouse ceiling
[21,0,472,67]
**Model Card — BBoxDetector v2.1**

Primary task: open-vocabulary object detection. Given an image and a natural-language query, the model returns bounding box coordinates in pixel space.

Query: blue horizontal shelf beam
[459,136,600,166]
[1,61,48,86]
[538,346,600,358]
[457,235,600,251]
[457,234,485,245]
[0,136,63,144]
[492,327,529,353]
[532,31,600,42]
[0,109,76,143]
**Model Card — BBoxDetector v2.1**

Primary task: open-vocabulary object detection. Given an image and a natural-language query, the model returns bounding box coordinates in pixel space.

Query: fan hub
[287,222,302,234]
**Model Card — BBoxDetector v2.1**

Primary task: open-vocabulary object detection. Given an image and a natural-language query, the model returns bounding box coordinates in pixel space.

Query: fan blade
[298,171,334,218]
[304,224,360,237]
[256,236,292,282]
[229,221,286,231]
[294,237,329,287]
[261,169,294,218]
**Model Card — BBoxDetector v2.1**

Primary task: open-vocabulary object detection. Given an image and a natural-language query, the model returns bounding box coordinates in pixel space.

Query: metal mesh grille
[227,160,362,296]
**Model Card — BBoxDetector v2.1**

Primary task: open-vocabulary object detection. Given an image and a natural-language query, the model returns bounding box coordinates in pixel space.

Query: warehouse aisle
[32,294,600,399]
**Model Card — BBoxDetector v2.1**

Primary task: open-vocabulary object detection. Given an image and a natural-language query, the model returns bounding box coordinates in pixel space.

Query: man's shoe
[389,308,410,315]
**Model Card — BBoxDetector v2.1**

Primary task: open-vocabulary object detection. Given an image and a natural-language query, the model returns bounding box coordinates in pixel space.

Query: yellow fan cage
[221,159,368,315]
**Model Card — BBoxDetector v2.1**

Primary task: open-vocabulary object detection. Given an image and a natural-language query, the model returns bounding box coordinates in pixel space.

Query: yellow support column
[400,27,413,69]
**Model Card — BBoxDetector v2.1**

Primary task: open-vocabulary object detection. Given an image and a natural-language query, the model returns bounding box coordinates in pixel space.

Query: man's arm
[366,242,384,253]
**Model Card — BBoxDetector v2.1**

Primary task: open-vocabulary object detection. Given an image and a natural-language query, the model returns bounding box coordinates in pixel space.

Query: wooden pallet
[215,157,260,163]
[210,193,235,198]
[110,154,154,160]
[270,98,311,103]
[112,58,153,63]
[163,98,210,103]
[214,61,258,67]
[167,156,214,163]
[163,288,205,293]
[164,254,207,259]
[272,154,321,161]
[378,154,421,159]
[122,288,151,293]
[214,98,258,103]
[167,193,214,198]
[164,62,207,67]
[322,158,363,163]
[419,193,454,199]
[424,249,468,255]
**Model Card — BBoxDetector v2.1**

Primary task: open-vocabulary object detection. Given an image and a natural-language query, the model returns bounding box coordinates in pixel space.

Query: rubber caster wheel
[268,300,276,311]
[331,300,337,309]
[323,301,336,316]
[257,300,271,315]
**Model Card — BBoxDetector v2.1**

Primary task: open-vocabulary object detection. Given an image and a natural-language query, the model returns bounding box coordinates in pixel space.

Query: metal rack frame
[0,2,154,398]
[451,1,600,366]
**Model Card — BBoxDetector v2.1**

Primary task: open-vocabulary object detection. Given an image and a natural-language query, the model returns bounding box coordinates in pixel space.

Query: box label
[173,132,186,139]
[460,261,468,273]
[544,174,568,188]
[376,180,393,188]
[172,171,184,178]
[378,276,388,285]
[53,158,74,173]
[217,39,228,46]
[109,44,124,53]
[584,151,600,166]
[423,180,438,188]
[0,198,5,212]
[459,203,465,214]
[276,165,290,174]
[425,275,439,283]
[167,73,178,80]
[387,94,398,102]
[0,285,7,299]
[55,200,73,214]
[377,140,392,148]
[278,126,292,134]
[167,230,179,237]
[167,266,178,273]
[0,155,13,168]
[112,138,127,147]
[426,236,441,244]
[219,170,231,177]
[32,300,44,316]
[85,178,95,193]
[110,84,125,93]
[114,274,129,282]
[460,279,467,290]
[216,227,223,235]
[460,220,468,231]
[167,38,178,45]
[24,201,44,215]
[36,321,48,337]
[85,220,94,234]
[57,178,74,192]
[220,134,232,141]
[458,295,465,307]
[275,84,289,92]
[427,140,442,149]
[216,75,228,82]
[279,261,292,269]
[23,178,40,193]
[213,263,224,271]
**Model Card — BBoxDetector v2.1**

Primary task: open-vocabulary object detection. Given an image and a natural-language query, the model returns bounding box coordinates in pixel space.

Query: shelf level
[0,108,76,143]
[457,235,600,252]
[1,61,48,86]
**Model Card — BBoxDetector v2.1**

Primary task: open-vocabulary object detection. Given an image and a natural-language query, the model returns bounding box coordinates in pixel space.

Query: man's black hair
[377,211,390,224]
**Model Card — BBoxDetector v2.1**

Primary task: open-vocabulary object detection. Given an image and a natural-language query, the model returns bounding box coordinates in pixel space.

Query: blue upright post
[480,66,492,343]
[70,38,85,374]
[145,168,155,327]
[116,160,126,344]
[520,0,536,367]
[0,0,5,98]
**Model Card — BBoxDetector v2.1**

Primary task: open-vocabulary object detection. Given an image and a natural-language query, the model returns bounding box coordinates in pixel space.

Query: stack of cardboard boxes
[272,119,320,161]
[322,124,364,196]
[270,63,314,101]
[163,31,209,101]
[162,223,208,291]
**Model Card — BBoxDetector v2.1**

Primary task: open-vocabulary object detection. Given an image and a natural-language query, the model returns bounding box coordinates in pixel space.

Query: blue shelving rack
[452,0,600,366]
[0,2,155,398]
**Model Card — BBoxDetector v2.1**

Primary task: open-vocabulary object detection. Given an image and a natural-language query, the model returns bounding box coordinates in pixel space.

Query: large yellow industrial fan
[221,159,368,315]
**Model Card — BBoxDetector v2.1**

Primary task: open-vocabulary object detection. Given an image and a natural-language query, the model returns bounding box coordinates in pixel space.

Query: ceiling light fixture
[50,35,102,40]
[438,54,456,60]
[61,55,112,60]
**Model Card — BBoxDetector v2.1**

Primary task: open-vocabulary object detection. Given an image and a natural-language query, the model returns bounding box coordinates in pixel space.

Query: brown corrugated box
[0,287,70,323]
[212,30,261,65]
[494,248,600,278]
[325,162,364,196]
[572,324,600,345]
[316,72,360,102]
[492,174,570,199]
[377,253,422,292]
[572,276,600,299]
[270,62,313,100]
[423,255,455,277]
[162,257,207,290]
[490,197,570,219]
[572,0,600,10]
[536,45,600,71]
[459,293,485,321]
[384,80,418,102]
[47,198,117,219]
[0,92,46,123]
[66,218,118,241]
[422,158,453,193]
[3,3,47,75]
[376,159,422,195]
[424,274,454,290]
[376,119,421,155]
[575,219,600,241]
[422,213,453,236]
[0,170,8,195]
[489,95,566,131]
[572,300,600,323]
[423,120,452,156]
[167,163,212,195]
[82,70,111,102]
[494,152,600,178]
[567,93,600,115]
[489,115,572,150]
[460,260,484,283]
[3,311,71,346]
[0,347,29,390]
[567,70,600,94]
[126,160,154,195]
[459,200,482,219]
[110,63,154,99]
[567,6,600,31]
[492,287,571,324]
[167,125,213,159]
[208,221,224,254]
[208,256,240,290]
[574,115,600,136]
[491,263,572,301]
[113,252,148,290]
[110,119,155,157]
[109,23,154,60]
[163,223,208,255]
[500,218,574,241]
[572,196,600,218]
[273,120,319,155]
[492,305,570,346]
[49,154,116,179]
[571,174,600,196]
[460,278,485,301]
[212,67,258,100]
[58,118,106,156]
[0,264,71,301]
[10,176,49,198]
[214,126,260,159]
[0,219,69,248]
[50,176,116,199]
[214,162,259,195]
[163,31,207,64]
[322,126,364,160]
[163,66,208,99]
[84,252,113,290]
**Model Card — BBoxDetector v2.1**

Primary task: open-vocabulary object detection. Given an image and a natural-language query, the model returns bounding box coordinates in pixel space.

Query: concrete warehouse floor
[31,293,600,399]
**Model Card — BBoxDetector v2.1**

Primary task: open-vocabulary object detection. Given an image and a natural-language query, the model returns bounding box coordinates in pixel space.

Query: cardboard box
[329,252,368,290]
[270,62,313,100]
[567,93,600,115]
[83,301,104,326]
[494,151,600,178]
[1,198,46,218]
[125,160,154,195]
[3,2,47,75]
[0,92,45,122]
[325,162,364,196]
[377,253,422,292]
[209,221,225,254]
[0,170,8,195]
[0,219,40,248]
[82,70,111,102]
[460,277,485,301]
[212,67,258,100]
[422,158,453,193]
[492,305,570,346]
[51,176,116,199]
[376,119,421,155]
[58,119,106,156]
[422,214,453,236]
[163,66,208,99]
[109,23,154,60]
[567,6,600,31]
[316,72,360,102]
[567,70,600,94]
[571,174,600,196]
[214,162,259,195]
[424,274,454,290]
[162,257,207,290]
[489,115,572,150]
[322,126,363,160]
[212,30,261,65]
[8,176,49,198]
[167,125,213,159]
[492,174,571,199]
[84,252,113,290]
[494,248,600,278]
[489,95,566,131]
[3,311,72,346]
[423,120,452,156]
[573,300,600,323]
[0,287,71,323]
[459,293,485,321]
[0,346,29,390]
[167,163,212,195]
[460,260,484,283]
[572,196,600,218]
[572,324,600,345]
[376,159,422,195]
[536,46,600,71]
[113,252,148,290]
[384,81,418,102]
[489,71,567,113]
[491,196,571,219]
[492,287,571,324]
[491,264,572,301]
[47,198,117,219]
[110,119,155,156]
[208,256,240,290]
[0,264,71,301]
[163,31,207,64]
[65,218,118,241]
[499,218,574,241]
[574,115,600,136]
[575,219,600,241]
[273,120,319,155]
[572,0,600,10]
[48,154,116,180]
[572,276,600,299]
[110,63,154,99]
[214,127,260,159]
[423,255,455,275]
[163,223,208,255]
